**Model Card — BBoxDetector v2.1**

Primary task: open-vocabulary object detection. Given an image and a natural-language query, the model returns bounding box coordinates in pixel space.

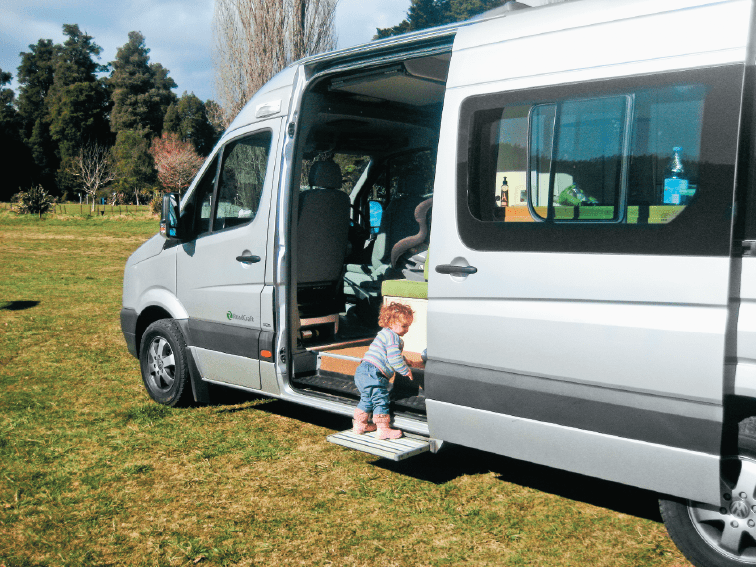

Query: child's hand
[407,369,414,381]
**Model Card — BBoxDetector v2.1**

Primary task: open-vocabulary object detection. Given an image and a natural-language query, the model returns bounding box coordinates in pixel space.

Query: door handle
[236,254,261,263]
[435,264,477,275]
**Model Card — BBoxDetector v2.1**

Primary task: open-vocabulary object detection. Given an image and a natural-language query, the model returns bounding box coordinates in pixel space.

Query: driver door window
[213,132,272,232]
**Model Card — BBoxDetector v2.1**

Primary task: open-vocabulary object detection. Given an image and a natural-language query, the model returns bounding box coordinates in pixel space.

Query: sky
[0,0,412,103]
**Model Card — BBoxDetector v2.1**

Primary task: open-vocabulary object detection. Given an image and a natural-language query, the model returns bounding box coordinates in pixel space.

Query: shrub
[13,185,56,218]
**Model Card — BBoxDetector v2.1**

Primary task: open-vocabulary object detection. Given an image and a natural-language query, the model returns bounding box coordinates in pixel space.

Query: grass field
[0,209,691,566]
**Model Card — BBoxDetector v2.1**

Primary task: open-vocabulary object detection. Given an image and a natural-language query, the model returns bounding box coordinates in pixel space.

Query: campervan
[121,0,756,564]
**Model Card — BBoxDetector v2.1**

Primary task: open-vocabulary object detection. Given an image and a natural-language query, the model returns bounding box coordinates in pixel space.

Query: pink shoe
[373,414,403,439]
[353,408,377,434]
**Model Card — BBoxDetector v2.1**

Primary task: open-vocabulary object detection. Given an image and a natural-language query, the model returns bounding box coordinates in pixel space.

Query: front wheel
[139,319,193,407]
[660,418,756,566]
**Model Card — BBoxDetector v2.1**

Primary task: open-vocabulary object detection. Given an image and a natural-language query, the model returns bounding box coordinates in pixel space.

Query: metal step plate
[327,429,431,461]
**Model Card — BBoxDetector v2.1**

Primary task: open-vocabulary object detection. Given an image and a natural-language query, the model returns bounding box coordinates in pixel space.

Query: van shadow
[238,398,662,524]
[376,447,663,523]
[1,300,40,311]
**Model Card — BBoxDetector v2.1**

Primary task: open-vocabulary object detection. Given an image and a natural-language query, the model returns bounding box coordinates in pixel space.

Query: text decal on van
[227,311,254,323]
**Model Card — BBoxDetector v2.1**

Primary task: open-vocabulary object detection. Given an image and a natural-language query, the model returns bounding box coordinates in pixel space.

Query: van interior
[288,51,452,417]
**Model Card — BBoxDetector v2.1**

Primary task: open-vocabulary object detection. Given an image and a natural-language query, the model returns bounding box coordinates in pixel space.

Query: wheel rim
[689,456,756,562]
[146,336,176,394]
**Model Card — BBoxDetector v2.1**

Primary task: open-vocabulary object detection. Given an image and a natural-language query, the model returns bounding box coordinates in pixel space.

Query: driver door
[177,119,283,389]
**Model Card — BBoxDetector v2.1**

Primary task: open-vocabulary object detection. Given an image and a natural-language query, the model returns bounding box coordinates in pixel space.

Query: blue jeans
[354,361,391,415]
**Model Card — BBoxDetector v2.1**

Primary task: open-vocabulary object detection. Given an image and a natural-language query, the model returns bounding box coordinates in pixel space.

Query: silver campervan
[121,0,756,564]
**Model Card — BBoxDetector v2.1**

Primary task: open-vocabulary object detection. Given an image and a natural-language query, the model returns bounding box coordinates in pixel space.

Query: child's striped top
[362,327,410,378]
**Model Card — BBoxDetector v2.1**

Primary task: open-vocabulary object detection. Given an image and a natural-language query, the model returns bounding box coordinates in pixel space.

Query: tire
[139,319,193,407]
[660,417,756,567]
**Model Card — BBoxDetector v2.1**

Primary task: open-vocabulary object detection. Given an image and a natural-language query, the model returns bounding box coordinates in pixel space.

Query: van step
[326,429,431,461]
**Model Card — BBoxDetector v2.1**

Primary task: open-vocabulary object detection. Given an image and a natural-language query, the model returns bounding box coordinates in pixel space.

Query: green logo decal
[227,311,233,320]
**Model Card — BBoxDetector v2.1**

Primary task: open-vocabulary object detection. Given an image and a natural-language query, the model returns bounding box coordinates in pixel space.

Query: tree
[112,129,157,205]
[109,32,177,137]
[16,38,59,191]
[149,133,205,197]
[71,142,115,212]
[163,93,217,156]
[0,69,35,201]
[212,0,338,126]
[47,24,111,195]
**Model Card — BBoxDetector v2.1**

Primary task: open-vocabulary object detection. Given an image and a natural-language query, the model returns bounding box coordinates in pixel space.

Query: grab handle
[435,264,477,275]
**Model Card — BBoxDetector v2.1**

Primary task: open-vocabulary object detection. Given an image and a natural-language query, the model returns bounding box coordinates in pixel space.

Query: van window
[457,65,741,255]
[213,131,272,231]
[473,86,706,224]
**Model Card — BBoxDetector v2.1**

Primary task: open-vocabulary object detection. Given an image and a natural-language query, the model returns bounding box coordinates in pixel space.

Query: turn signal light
[260,350,273,359]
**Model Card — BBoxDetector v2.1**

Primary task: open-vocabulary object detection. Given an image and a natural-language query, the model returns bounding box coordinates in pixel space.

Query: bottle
[663,147,689,205]
[500,176,509,207]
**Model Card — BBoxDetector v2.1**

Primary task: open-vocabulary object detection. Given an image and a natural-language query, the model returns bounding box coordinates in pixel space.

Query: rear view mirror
[160,192,182,240]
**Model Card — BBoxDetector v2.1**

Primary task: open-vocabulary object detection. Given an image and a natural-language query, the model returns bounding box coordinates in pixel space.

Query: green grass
[0,209,692,566]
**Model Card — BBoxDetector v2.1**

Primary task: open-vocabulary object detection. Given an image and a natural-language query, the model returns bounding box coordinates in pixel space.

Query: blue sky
[0,0,411,102]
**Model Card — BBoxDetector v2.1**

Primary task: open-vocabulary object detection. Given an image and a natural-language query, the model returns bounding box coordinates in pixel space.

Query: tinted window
[458,66,741,255]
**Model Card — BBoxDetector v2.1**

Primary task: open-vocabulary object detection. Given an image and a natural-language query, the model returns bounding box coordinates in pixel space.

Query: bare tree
[212,0,338,127]
[71,142,115,212]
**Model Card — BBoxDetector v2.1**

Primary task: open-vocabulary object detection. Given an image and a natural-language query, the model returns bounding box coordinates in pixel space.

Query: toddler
[353,302,414,439]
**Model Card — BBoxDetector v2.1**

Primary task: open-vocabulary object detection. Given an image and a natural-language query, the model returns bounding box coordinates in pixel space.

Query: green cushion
[381,279,428,299]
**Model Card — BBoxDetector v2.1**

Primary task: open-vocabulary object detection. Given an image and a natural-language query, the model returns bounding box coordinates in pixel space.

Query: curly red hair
[378,301,414,329]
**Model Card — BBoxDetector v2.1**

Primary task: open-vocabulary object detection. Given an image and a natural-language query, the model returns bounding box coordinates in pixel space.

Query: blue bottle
[663,147,689,205]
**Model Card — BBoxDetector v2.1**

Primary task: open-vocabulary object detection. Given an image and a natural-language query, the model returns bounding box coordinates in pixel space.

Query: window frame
[456,65,743,256]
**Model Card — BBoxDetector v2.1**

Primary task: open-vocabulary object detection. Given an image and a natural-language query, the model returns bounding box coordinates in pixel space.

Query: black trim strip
[425,360,722,455]
[185,319,261,360]
[120,308,138,358]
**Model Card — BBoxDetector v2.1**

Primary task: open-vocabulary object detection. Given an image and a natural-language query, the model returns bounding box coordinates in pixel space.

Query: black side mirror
[160,192,182,240]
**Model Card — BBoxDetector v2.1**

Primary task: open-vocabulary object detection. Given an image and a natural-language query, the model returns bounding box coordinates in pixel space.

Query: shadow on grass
[1,300,40,311]
[200,394,663,524]
[378,446,664,523]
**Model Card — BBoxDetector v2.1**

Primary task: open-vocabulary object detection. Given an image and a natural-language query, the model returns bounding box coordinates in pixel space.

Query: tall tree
[47,24,111,195]
[163,92,217,156]
[109,32,177,137]
[16,38,59,190]
[0,69,35,201]
[212,0,338,126]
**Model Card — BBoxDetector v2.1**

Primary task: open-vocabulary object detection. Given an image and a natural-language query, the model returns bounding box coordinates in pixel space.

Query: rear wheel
[139,319,193,407]
[660,418,756,567]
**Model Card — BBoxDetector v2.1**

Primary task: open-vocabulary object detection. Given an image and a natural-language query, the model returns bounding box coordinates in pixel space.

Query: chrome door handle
[435,264,477,275]
[236,254,261,263]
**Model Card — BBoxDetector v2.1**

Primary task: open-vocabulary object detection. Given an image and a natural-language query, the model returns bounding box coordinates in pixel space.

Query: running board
[327,430,432,461]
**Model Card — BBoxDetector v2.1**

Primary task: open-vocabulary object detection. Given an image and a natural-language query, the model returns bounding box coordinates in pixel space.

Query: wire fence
[1,201,154,217]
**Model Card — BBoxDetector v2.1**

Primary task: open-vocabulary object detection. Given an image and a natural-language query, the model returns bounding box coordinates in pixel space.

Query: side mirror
[160,192,182,240]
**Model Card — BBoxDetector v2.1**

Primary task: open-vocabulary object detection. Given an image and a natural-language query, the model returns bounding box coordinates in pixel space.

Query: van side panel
[427,399,721,503]
[427,0,749,505]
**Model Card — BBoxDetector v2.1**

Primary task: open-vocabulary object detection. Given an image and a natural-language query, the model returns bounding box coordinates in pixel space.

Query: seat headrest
[308,160,342,189]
